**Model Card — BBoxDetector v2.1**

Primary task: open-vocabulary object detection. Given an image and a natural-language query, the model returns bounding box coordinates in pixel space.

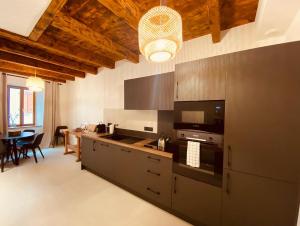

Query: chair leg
[32,148,38,163]
[1,154,4,172]
[38,146,44,159]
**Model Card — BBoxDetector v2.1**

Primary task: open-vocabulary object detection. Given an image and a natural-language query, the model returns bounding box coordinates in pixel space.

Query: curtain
[41,81,60,148]
[0,73,8,134]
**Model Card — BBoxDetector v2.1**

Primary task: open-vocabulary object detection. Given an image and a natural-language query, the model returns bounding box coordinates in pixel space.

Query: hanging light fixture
[26,69,45,92]
[138,2,183,63]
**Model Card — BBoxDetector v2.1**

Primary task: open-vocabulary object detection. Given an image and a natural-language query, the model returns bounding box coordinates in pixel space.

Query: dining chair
[17,129,35,159]
[54,126,68,147]
[17,133,44,163]
[0,141,7,172]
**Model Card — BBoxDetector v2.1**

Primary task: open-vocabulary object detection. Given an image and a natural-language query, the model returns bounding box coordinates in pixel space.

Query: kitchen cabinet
[81,137,173,208]
[81,137,98,172]
[124,72,174,110]
[94,141,116,180]
[114,146,140,191]
[172,174,222,226]
[137,153,172,207]
[224,42,300,183]
[222,169,299,226]
[174,56,226,101]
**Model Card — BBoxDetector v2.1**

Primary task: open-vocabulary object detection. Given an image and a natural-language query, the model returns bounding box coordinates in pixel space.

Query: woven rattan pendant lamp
[26,68,45,92]
[138,1,183,63]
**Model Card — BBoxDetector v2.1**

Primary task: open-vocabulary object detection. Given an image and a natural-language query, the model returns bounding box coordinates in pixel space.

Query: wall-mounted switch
[144,127,153,132]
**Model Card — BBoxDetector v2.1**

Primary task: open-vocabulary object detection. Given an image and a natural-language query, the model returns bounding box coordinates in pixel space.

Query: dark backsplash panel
[115,128,157,139]
[157,110,176,140]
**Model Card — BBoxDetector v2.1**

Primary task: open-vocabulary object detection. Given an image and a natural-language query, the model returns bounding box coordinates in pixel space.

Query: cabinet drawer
[141,152,172,172]
[139,181,171,208]
[136,152,172,207]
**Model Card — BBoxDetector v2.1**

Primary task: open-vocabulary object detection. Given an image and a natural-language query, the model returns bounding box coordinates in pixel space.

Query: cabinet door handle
[227,145,232,168]
[176,81,179,99]
[147,156,160,162]
[147,169,160,176]
[121,148,131,153]
[146,187,160,195]
[226,173,231,195]
[173,176,177,194]
[93,141,96,151]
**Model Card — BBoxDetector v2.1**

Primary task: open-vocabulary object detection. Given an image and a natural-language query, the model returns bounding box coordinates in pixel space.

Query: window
[7,86,35,127]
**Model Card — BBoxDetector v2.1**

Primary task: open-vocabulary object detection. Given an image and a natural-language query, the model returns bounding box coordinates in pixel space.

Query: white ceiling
[0,0,51,36]
[255,0,300,39]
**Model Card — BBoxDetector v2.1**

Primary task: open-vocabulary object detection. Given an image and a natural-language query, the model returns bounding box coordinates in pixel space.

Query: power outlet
[144,126,153,132]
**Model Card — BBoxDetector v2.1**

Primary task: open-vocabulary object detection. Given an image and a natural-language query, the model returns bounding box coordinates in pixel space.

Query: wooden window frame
[7,85,36,128]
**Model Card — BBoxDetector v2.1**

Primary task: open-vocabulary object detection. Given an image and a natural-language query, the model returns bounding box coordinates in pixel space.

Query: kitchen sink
[101,134,144,144]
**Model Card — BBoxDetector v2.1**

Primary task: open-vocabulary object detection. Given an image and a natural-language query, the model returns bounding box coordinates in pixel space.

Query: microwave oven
[174,100,225,134]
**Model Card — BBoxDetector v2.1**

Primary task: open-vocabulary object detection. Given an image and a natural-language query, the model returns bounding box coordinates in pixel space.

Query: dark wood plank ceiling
[0,0,259,82]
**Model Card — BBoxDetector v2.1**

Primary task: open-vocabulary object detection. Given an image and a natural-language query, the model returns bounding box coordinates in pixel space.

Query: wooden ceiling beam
[0,60,67,83]
[0,50,85,78]
[67,0,92,17]
[0,37,97,74]
[0,29,114,70]
[29,0,68,41]
[52,12,139,63]
[208,0,221,43]
[97,0,141,31]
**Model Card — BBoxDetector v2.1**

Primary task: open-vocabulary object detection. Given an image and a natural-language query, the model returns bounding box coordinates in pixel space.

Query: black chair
[0,141,8,172]
[17,129,35,159]
[17,133,44,163]
[54,126,68,147]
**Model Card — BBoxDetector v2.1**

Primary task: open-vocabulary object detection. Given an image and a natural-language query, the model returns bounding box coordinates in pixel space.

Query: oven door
[173,139,223,187]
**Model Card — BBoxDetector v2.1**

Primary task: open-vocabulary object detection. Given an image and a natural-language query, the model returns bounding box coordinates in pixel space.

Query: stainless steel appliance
[173,130,224,187]
[174,100,225,134]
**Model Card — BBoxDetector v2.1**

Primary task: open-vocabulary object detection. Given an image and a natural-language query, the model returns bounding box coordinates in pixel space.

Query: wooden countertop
[82,132,173,159]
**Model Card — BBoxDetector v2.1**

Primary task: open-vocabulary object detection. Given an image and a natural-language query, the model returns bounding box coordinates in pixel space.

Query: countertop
[82,132,173,159]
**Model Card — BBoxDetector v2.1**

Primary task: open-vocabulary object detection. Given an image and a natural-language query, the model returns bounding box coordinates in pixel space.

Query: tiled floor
[0,147,190,226]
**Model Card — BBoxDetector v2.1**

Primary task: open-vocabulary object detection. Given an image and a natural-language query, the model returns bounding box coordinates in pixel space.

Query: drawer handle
[92,141,96,151]
[227,145,232,168]
[226,173,231,195]
[146,187,160,195]
[147,156,160,162]
[121,148,131,153]
[176,81,179,99]
[147,169,160,176]
[173,176,177,194]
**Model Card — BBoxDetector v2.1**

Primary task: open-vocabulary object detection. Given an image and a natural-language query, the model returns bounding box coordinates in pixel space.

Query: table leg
[12,140,19,165]
[76,136,81,162]
[64,131,69,155]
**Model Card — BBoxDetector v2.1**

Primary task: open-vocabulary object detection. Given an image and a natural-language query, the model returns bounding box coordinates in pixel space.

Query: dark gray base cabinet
[172,174,222,226]
[81,137,172,208]
[222,170,299,226]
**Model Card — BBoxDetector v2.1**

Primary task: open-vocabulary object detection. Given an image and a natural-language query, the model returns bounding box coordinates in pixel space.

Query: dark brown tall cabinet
[223,42,300,226]
[174,56,226,101]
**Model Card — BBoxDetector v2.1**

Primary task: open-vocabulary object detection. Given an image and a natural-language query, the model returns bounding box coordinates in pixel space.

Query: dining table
[0,132,35,165]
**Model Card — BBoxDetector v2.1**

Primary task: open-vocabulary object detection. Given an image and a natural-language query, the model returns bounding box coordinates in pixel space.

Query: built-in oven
[173,130,224,187]
[174,100,225,134]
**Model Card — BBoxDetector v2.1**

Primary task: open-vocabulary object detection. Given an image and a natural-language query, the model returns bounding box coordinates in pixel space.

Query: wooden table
[63,130,82,162]
[0,132,35,165]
